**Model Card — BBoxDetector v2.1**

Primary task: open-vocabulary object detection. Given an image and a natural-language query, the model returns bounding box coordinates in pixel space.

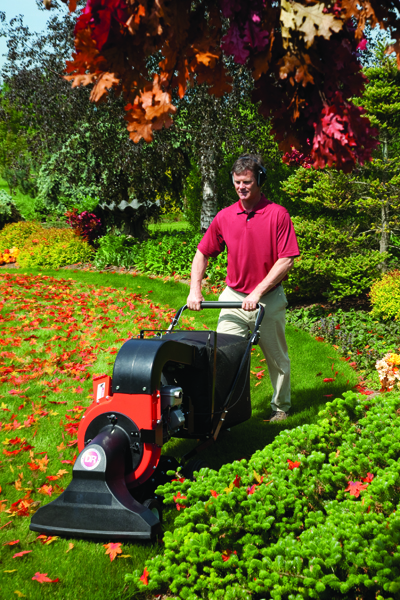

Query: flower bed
[128,391,400,599]
[286,305,400,378]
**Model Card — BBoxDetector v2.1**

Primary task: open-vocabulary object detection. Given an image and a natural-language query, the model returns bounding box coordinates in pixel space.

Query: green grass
[0,177,37,221]
[0,267,360,599]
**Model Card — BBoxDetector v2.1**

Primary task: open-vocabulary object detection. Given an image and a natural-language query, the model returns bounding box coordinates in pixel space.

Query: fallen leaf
[32,572,59,583]
[140,566,149,585]
[103,542,122,562]
[13,550,32,558]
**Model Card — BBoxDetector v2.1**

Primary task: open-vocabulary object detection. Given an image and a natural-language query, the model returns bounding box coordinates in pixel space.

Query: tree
[60,0,400,172]
[0,4,190,236]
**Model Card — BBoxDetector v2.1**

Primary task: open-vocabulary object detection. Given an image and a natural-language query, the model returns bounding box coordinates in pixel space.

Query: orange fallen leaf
[103,542,122,562]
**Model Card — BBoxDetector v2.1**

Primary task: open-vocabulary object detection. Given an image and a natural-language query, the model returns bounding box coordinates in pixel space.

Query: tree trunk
[379,200,390,271]
[199,148,218,233]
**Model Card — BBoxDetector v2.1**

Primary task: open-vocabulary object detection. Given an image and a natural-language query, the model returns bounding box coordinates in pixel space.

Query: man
[187,154,300,422]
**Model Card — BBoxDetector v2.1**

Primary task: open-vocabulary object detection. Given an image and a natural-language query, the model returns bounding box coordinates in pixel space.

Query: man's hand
[187,290,204,311]
[242,291,261,312]
[187,250,208,311]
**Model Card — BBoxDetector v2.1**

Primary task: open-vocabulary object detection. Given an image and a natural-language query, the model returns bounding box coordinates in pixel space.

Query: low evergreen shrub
[127,391,400,599]
[370,271,400,321]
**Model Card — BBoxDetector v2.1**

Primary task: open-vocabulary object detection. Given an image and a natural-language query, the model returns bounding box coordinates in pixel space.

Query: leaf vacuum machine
[30,301,264,541]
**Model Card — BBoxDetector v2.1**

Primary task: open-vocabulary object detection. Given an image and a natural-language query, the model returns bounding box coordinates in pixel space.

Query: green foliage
[285,217,384,302]
[93,232,227,285]
[370,271,400,321]
[286,305,400,374]
[0,189,19,229]
[128,391,400,599]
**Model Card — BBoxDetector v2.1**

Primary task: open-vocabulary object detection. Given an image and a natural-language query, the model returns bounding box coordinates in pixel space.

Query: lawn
[0,267,359,599]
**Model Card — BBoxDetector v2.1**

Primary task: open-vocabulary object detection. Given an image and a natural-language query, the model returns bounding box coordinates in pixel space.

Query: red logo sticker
[81,448,101,470]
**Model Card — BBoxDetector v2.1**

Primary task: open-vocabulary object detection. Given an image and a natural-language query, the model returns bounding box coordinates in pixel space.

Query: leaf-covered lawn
[0,270,360,599]
[0,272,187,599]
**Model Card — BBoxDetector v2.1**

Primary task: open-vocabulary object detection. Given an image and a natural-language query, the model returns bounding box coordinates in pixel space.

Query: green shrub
[370,271,400,321]
[127,391,400,599]
[93,232,228,285]
[0,190,22,229]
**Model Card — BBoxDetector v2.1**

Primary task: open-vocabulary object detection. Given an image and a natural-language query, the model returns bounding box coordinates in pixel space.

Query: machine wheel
[181,459,209,481]
[143,498,163,523]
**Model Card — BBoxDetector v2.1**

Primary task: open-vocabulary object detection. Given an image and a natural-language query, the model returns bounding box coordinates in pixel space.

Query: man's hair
[231,154,265,178]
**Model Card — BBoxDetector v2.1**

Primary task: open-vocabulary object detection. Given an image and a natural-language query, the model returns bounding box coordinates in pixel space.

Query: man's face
[232,169,259,204]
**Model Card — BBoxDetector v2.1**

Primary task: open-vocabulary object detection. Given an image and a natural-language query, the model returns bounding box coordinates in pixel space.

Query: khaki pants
[217,285,291,413]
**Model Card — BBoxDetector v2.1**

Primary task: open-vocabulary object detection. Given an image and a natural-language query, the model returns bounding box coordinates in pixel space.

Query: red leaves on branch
[62,0,399,169]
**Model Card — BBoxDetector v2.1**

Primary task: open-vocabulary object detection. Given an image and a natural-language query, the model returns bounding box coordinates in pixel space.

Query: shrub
[65,208,102,244]
[18,228,94,269]
[370,270,400,321]
[0,190,22,229]
[127,391,400,599]
[93,231,228,285]
[0,221,94,268]
[0,221,44,252]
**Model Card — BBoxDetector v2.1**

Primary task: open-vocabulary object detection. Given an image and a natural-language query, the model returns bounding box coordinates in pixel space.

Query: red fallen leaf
[344,481,369,498]
[171,477,185,483]
[103,542,122,562]
[323,377,335,383]
[323,394,333,397]
[173,491,187,510]
[3,539,19,546]
[0,521,12,529]
[210,490,218,498]
[140,566,149,585]
[13,550,32,558]
[61,455,76,465]
[37,484,53,496]
[233,475,241,488]
[362,472,374,483]
[247,484,256,495]
[27,462,40,471]
[315,336,324,342]
[32,572,60,583]
[222,549,237,562]
[287,459,301,470]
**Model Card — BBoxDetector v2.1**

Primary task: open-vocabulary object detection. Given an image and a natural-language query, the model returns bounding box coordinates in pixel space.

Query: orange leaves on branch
[125,75,177,143]
[103,542,123,561]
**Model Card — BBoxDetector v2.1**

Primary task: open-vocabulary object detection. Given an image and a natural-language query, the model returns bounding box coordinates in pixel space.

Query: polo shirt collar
[237,194,270,215]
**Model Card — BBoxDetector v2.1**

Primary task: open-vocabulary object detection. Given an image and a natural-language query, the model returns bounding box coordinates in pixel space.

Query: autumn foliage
[61,0,400,171]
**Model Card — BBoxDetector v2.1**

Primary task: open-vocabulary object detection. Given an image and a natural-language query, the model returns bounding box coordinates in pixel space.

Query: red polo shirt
[197,195,300,294]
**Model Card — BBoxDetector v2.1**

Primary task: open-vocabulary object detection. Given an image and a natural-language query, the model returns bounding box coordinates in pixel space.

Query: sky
[0,0,67,70]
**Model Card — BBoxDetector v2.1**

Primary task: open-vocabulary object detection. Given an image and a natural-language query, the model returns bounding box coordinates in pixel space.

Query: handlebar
[166,301,265,344]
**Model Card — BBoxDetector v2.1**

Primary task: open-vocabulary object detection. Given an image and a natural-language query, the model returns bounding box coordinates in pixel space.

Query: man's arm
[242,256,295,311]
[187,249,209,310]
